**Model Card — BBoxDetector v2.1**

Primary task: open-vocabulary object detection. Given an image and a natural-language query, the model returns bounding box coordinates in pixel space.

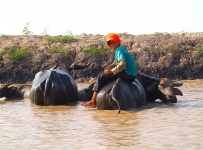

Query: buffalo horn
[68,63,90,70]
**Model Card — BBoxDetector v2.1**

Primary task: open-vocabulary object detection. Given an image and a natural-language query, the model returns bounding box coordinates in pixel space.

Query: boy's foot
[81,101,96,108]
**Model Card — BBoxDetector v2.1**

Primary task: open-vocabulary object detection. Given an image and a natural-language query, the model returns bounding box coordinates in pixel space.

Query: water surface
[0,80,203,149]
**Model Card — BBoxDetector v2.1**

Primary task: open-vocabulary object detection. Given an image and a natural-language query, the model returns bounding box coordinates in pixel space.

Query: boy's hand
[104,70,113,75]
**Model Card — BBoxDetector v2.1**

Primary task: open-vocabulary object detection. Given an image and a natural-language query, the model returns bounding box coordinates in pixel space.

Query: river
[0,80,203,150]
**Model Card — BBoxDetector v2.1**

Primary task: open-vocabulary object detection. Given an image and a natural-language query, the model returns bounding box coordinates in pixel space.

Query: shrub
[82,46,104,55]
[163,45,182,52]
[46,32,76,44]
[151,47,160,51]
[49,47,69,57]
[143,46,150,51]
[118,32,128,36]
[0,34,10,37]
[197,46,203,57]
[22,22,33,35]
[4,46,32,60]
[153,32,163,36]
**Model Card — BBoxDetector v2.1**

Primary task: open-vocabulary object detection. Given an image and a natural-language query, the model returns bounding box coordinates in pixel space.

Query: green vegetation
[49,47,69,57]
[163,45,183,52]
[143,46,150,51]
[46,32,76,44]
[3,46,32,60]
[118,32,128,36]
[22,22,33,35]
[0,34,10,37]
[153,32,163,36]
[196,46,203,57]
[82,46,105,55]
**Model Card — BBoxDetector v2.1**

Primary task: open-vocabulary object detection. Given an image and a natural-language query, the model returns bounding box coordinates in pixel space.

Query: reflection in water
[0,80,203,149]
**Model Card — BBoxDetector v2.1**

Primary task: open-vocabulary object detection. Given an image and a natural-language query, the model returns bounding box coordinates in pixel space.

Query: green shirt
[115,46,137,76]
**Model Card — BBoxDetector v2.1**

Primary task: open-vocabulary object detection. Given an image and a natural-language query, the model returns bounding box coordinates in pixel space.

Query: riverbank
[0,32,203,83]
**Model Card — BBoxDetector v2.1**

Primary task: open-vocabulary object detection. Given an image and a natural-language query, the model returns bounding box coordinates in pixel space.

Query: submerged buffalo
[0,83,31,100]
[78,72,183,111]
[137,72,183,103]
[78,77,146,113]
[30,63,89,105]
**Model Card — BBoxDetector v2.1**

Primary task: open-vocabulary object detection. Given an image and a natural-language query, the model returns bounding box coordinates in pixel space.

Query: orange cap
[106,33,121,45]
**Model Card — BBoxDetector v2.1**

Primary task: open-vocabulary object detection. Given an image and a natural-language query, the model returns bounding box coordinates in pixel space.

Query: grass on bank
[197,46,203,57]
[82,46,106,55]
[163,45,183,52]
[46,32,76,44]
[46,35,76,44]
[49,47,70,57]
[153,32,164,36]
[118,32,128,36]
[3,46,32,60]
[0,34,10,37]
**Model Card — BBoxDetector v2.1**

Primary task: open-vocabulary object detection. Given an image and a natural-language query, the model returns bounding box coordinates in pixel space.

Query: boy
[81,33,137,107]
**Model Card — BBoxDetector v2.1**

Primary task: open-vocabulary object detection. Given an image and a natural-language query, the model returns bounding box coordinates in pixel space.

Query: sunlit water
[0,80,203,150]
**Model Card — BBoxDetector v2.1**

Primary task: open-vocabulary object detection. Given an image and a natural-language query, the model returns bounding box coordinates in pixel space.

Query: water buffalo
[78,77,146,113]
[30,63,89,105]
[77,77,96,103]
[78,72,183,108]
[0,83,31,100]
[137,72,183,103]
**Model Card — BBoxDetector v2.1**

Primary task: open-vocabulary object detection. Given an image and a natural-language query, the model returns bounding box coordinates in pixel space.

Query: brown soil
[0,32,203,84]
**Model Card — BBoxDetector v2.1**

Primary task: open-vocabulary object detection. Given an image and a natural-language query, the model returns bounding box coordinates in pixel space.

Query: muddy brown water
[0,80,203,150]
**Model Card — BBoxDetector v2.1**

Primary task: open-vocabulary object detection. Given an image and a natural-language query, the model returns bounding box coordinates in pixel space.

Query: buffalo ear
[8,86,17,92]
[146,85,154,92]
[146,82,158,92]
[173,88,183,96]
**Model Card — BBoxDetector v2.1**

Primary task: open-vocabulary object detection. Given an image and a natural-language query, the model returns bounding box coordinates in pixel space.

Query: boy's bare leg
[81,92,98,108]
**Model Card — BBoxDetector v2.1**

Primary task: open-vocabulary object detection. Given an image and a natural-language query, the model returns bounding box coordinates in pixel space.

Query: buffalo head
[137,72,183,103]
[77,77,96,102]
[0,83,18,99]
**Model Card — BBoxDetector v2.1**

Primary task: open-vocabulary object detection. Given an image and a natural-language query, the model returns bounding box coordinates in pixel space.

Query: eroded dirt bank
[0,32,203,84]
